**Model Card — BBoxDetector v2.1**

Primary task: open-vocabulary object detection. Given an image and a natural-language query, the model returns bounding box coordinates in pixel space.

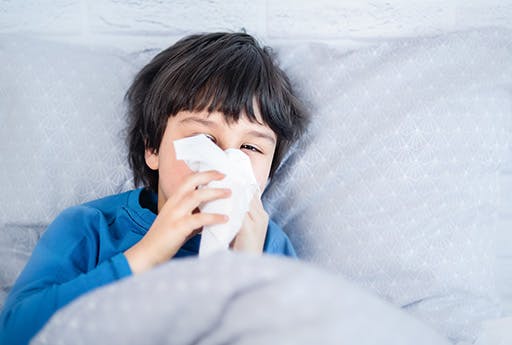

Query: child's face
[145,110,277,212]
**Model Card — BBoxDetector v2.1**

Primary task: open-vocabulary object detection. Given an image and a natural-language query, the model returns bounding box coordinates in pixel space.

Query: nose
[216,138,240,152]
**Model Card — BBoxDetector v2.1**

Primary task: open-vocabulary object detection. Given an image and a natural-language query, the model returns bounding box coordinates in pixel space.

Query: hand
[230,194,269,255]
[125,170,231,274]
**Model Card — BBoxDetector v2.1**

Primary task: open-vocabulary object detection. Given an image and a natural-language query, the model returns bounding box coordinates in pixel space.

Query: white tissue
[173,134,259,257]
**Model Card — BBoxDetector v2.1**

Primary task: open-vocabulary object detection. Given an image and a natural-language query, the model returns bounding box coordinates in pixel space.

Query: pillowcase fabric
[264,28,512,343]
[0,35,135,226]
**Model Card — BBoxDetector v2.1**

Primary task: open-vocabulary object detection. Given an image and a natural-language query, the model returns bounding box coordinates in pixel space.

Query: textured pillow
[264,28,512,343]
[496,142,512,316]
[0,35,135,225]
[0,224,43,310]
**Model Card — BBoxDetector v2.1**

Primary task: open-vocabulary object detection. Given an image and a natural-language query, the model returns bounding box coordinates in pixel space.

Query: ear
[144,148,159,170]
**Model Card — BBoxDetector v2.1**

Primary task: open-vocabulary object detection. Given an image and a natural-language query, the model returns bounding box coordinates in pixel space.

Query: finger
[168,170,225,207]
[186,212,229,231]
[246,204,257,222]
[177,187,231,214]
[240,211,254,229]
[181,170,225,192]
[251,194,263,209]
[247,195,267,221]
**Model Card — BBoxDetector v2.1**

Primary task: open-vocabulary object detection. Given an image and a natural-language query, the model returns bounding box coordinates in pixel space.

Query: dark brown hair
[125,32,308,192]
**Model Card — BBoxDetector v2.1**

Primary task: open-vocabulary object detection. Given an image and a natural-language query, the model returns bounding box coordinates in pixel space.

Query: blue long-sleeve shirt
[0,188,296,345]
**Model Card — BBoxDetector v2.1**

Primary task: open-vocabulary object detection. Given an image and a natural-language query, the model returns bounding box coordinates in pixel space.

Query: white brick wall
[1,0,511,50]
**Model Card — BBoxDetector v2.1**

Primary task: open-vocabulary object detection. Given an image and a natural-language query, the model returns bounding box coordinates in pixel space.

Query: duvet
[32,253,450,345]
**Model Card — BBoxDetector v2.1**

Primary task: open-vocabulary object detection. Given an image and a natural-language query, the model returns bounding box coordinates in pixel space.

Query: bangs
[150,38,266,125]
[187,50,262,123]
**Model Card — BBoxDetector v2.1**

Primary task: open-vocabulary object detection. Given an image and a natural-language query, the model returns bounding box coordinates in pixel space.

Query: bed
[0,2,511,345]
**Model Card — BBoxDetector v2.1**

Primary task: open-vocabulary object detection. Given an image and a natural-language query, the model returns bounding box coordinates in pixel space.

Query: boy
[0,32,308,345]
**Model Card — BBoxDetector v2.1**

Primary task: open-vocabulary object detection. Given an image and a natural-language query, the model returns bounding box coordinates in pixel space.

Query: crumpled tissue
[173,134,259,257]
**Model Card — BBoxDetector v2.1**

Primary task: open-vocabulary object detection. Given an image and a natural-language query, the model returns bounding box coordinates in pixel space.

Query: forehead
[177,108,268,128]
[174,110,277,142]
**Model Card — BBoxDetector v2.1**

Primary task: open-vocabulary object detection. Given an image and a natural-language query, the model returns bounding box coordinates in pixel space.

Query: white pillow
[0,35,135,225]
[264,28,512,343]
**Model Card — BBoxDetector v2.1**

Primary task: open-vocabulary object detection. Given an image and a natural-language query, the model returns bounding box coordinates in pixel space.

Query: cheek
[158,154,194,194]
[249,156,273,192]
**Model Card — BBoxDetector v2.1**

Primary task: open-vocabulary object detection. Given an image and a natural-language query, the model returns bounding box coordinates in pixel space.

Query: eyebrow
[180,117,276,145]
[180,117,219,128]
[245,130,276,145]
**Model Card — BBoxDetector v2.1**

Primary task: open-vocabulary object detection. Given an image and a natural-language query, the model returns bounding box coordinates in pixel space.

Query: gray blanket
[32,253,450,345]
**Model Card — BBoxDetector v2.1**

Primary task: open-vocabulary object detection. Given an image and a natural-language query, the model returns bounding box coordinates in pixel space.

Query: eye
[241,144,262,154]
[204,134,216,143]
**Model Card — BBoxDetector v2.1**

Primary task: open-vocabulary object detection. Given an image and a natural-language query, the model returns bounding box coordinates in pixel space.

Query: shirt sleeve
[0,206,132,345]
[263,220,297,258]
